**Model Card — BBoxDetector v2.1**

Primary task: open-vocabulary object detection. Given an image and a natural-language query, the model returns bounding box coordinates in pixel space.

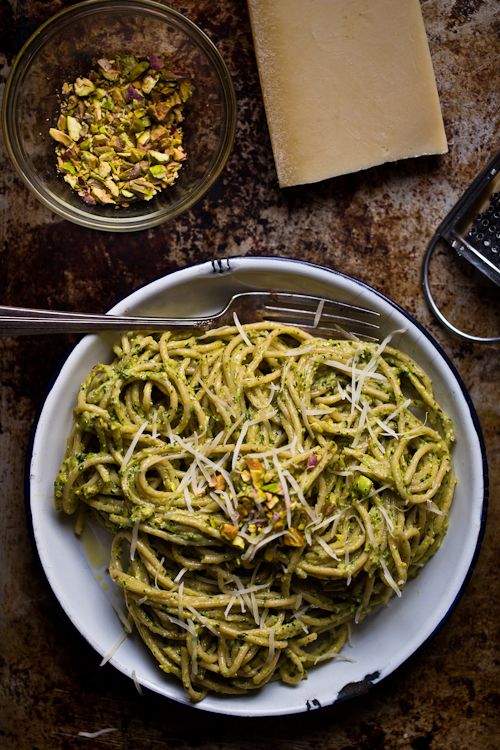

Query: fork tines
[261,292,380,340]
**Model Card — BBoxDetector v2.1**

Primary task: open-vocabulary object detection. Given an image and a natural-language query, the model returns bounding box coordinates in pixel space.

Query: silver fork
[0,291,380,339]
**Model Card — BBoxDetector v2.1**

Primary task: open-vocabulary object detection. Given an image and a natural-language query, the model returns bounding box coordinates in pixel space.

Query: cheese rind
[247,0,448,188]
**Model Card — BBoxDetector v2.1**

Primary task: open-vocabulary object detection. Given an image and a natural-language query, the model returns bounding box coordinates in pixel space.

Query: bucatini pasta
[55,321,455,701]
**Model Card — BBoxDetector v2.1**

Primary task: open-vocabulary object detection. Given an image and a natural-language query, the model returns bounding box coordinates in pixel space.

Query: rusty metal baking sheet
[0,1,499,748]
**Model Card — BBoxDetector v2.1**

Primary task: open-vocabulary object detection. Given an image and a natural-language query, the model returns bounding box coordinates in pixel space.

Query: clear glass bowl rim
[2,0,237,232]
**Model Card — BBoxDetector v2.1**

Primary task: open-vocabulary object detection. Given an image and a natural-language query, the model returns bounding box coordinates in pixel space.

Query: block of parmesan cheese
[247,0,448,187]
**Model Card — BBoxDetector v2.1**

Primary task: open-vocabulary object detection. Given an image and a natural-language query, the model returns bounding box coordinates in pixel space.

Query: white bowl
[27,257,487,716]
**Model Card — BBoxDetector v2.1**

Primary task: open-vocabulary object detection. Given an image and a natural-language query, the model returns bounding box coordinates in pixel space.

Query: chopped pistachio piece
[66,115,82,141]
[81,152,99,170]
[91,186,115,204]
[60,162,76,175]
[141,74,159,94]
[98,151,116,162]
[127,60,150,81]
[150,164,168,179]
[131,116,145,133]
[49,128,72,147]
[111,87,124,104]
[74,77,95,96]
[105,178,120,197]
[51,53,191,206]
[98,160,112,178]
[148,149,170,164]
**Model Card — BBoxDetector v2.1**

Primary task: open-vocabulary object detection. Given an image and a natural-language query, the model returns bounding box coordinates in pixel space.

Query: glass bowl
[2,0,237,231]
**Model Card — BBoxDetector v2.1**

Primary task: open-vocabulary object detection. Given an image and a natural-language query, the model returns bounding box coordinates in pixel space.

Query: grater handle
[422,234,500,344]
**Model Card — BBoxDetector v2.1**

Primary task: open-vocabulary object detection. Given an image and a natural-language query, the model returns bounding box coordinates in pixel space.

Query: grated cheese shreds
[378,505,395,535]
[314,533,341,561]
[242,529,288,561]
[309,509,347,540]
[78,728,119,738]
[185,605,219,636]
[198,324,232,339]
[335,322,360,341]
[223,412,246,444]
[383,398,413,427]
[169,615,196,635]
[224,595,237,618]
[111,601,132,634]
[233,311,253,346]
[283,344,315,356]
[313,299,325,328]
[350,350,360,420]
[380,557,402,597]
[265,626,276,665]
[314,653,357,665]
[272,448,291,527]
[325,358,388,382]
[121,420,148,469]
[184,487,194,514]
[300,396,316,440]
[232,419,250,470]
[174,567,187,583]
[199,379,237,419]
[351,398,371,448]
[259,607,269,628]
[246,435,298,460]
[284,469,317,522]
[130,514,141,561]
[132,670,144,696]
[210,490,234,522]
[261,381,279,408]
[231,411,277,471]
[426,500,447,516]
[178,581,185,621]
[250,590,260,624]
[100,632,128,666]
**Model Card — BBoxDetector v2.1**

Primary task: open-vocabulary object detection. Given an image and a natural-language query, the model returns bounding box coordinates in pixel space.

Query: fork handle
[0,306,210,336]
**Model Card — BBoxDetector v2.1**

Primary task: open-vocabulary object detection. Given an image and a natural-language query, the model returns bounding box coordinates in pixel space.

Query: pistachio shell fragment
[49,53,192,206]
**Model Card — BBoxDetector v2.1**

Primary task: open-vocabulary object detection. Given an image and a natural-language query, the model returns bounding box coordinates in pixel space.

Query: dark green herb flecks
[49,54,192,206]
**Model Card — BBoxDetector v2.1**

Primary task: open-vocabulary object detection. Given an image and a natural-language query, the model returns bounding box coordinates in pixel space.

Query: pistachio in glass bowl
[2,0,237,232]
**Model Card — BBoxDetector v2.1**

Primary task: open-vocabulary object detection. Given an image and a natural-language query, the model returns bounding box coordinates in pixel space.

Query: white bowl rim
[25,256,488,716]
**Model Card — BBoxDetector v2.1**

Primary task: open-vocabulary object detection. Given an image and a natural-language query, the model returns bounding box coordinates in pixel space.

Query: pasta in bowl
[28,258,486,715]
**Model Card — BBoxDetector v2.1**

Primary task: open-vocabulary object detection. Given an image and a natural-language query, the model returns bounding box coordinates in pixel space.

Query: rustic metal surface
[1,0,499,748]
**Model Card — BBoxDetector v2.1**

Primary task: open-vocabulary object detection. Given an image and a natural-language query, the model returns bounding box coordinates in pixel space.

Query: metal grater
[423,147,500,343]
[465,192,500,280]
